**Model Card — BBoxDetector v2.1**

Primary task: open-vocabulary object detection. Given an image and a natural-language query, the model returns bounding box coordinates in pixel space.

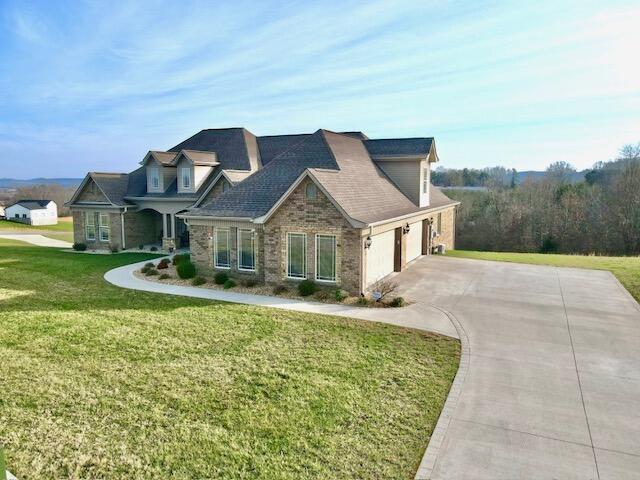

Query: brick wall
[76,179,108,202]
[124,210,162,248]
[72,210,122,250]
[430,207,456,250]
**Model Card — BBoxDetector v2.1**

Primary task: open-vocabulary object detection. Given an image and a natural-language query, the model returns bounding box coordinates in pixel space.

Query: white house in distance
[5,200,58,225]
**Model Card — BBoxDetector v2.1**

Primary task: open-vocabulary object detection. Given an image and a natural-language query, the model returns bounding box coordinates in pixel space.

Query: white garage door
[366,229,395,286]
[406,221,423,262]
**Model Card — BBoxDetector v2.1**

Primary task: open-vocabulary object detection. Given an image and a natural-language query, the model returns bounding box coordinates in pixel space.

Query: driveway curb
[414,305,470,480]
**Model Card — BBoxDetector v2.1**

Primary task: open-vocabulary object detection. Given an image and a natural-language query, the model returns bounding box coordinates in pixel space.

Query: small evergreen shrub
[110,244,120,253]
[192,276,207,286]
[298,279,318,297]
[242,278,258,287]
[314,289,330,300]
[157,258,170,269]
[357,296,370,306]
[176,260,196,279]
[273,284,288,295]
[141,262,155,274]
[223,279,236,289]
[159,273,171,280]
[172,253,190,266]
[150,246,158,252]
[214,271,229,285]
[72,242,87,251]
[145,268,158,276]
[389,296,406,307]
[138,244,144,250]
[334,289,348,302]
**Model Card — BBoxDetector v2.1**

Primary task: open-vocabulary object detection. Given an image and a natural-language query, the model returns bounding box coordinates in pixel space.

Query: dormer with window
[365,138,439,208]
[173,149,219,194]
[141,151,177,193]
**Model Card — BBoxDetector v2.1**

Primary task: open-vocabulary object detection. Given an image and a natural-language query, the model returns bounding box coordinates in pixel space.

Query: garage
[405,221,423,262]
[365,229,395,286]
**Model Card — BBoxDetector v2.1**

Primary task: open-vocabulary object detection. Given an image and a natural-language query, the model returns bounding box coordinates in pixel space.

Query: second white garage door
[365,229,395,286]
[406,221,423,262]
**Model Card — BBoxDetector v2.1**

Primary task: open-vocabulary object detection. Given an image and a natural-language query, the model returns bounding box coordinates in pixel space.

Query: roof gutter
[176,214,255,222]
[365,201,461,228]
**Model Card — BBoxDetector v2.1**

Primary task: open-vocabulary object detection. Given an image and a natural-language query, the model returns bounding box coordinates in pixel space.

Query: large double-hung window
[287,233,306,279]
[315,234,336,282]
[99,213,110,242]
[214,228,230,268]
[85,212,96,240]
[238,229,256,271]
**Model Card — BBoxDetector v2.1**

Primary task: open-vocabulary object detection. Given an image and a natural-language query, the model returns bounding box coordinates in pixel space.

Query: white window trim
[98,212,110,242]
[286,232,307,280]
[237,228,256,272]
[214,228,231,269]
[181,167,191,189]
[85,211,95,241]
[315,234,337,283]
[422,167,428,194]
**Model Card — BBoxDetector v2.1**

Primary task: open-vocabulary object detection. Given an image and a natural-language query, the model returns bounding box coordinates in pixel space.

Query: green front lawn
[0,218,74,242]
[447,250,640,301]
[0,239,459,480]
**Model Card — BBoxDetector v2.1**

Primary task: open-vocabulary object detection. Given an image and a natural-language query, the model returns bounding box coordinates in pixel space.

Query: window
[238,229,256,271]
[181,167,191,189]
[151,167,159,189]
[422,167,428,194]
[287,233,306,279]
[99,212,110,242]
[14,213,19,219]
[85,212,96,240]
[305,182,317,200]
[315,234,336,282]
[222,179,230,192]
[214,228,230,268]
[22,213,27,219]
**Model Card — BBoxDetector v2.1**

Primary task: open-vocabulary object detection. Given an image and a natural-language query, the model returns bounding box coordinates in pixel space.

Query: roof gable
[172,149,219,166]
[141,151,176,166]
[169,128,253,170]
[364,138,434,158]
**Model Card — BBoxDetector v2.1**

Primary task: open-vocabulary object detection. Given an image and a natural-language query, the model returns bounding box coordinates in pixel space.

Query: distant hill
[515,170,587,184]
[0,178,82,189]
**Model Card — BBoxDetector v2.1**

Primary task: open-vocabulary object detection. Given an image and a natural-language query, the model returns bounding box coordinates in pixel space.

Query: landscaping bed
[0,239,459,480]
[136,254,408,308]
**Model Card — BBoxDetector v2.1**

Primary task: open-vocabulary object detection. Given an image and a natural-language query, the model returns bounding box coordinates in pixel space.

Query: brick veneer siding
[124,210,163,248]
[76,179,108,202]
[72,210,122,250]
[430,207,456,251]
[263,179,361,294]
[73,209,163,250]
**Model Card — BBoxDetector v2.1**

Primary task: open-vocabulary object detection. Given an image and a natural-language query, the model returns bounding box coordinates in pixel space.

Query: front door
[176,217,189,248]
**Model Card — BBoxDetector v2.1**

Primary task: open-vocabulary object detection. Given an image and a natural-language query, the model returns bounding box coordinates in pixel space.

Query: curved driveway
[397,256,640,480]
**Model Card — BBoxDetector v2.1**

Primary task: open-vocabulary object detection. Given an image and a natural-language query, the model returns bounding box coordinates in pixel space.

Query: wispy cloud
[0,0,639,177]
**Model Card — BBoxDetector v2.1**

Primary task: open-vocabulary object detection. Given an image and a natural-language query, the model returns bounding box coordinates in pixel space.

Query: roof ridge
[366,136,434,141]
[90,171,129,176]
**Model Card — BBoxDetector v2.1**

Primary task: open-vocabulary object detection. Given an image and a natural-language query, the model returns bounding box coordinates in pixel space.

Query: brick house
[68,128,458,294]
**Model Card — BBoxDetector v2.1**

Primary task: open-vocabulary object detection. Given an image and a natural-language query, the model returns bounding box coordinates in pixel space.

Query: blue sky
[1,0,639,178]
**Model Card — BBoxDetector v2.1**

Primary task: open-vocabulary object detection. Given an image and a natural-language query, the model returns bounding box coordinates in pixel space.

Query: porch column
[170,213,176,239]
[162,213,168,238]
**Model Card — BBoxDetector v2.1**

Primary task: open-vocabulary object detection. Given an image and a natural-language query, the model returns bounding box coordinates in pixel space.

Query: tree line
[3,184,76,217]
[446,143,640,256]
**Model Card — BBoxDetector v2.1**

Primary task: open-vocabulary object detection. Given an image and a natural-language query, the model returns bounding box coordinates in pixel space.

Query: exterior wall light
[403,223,411,234]
[364,236,373,249]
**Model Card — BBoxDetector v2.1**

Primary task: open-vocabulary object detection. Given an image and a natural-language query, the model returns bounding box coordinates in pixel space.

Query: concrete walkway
[397,256,640,480]
[0,233,73,248]
[103,258,459,338]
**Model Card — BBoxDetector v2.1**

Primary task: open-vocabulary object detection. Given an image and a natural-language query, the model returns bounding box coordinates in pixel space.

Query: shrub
[138,244,144,250]
[191,276,207,286]
[145,268,158,276]
[159,273,171,280]
[389,296,406,307]
[141,262,155,274]
[173,253,191,266]
[357,296,371,306]
[540,235,558,254]
[298,279,318,297]
[272,284,288,295]
[214,271,229,285]
[157,258,170,270]
[314,289,330,301]
[223,279,236,289]
[242,278,258,288]
[371,279,399,302]
[110,244,120,253]
[176,260,196,279]
[334,289,348,302]
[72,242,87,251]
[150,246,158,252]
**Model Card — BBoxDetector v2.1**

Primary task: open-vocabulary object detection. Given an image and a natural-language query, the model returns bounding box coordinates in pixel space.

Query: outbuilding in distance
[5,200,58,226]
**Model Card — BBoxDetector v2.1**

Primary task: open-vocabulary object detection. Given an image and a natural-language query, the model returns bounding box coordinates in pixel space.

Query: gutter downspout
[120,206,128,250]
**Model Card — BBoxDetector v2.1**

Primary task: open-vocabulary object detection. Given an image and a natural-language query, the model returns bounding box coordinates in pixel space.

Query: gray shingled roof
[364,138,433,157]
[169,128,253,170]
[90,173,131,205]
[191,130,338,218]
[10,199,52,210]
[257,134,311,166]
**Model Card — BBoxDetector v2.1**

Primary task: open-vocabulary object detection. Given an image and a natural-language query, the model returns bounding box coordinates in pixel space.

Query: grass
[0,239,459,480]
[0,217,74,242]
[447,250,640,301]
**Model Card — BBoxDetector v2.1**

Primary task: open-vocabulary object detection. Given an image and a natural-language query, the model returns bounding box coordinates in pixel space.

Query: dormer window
[422,167,428,194]
[151,167,160,189]
[181,167,191,189]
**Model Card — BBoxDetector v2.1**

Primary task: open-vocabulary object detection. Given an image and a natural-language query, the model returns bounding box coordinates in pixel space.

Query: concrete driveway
[396,255,640,480]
